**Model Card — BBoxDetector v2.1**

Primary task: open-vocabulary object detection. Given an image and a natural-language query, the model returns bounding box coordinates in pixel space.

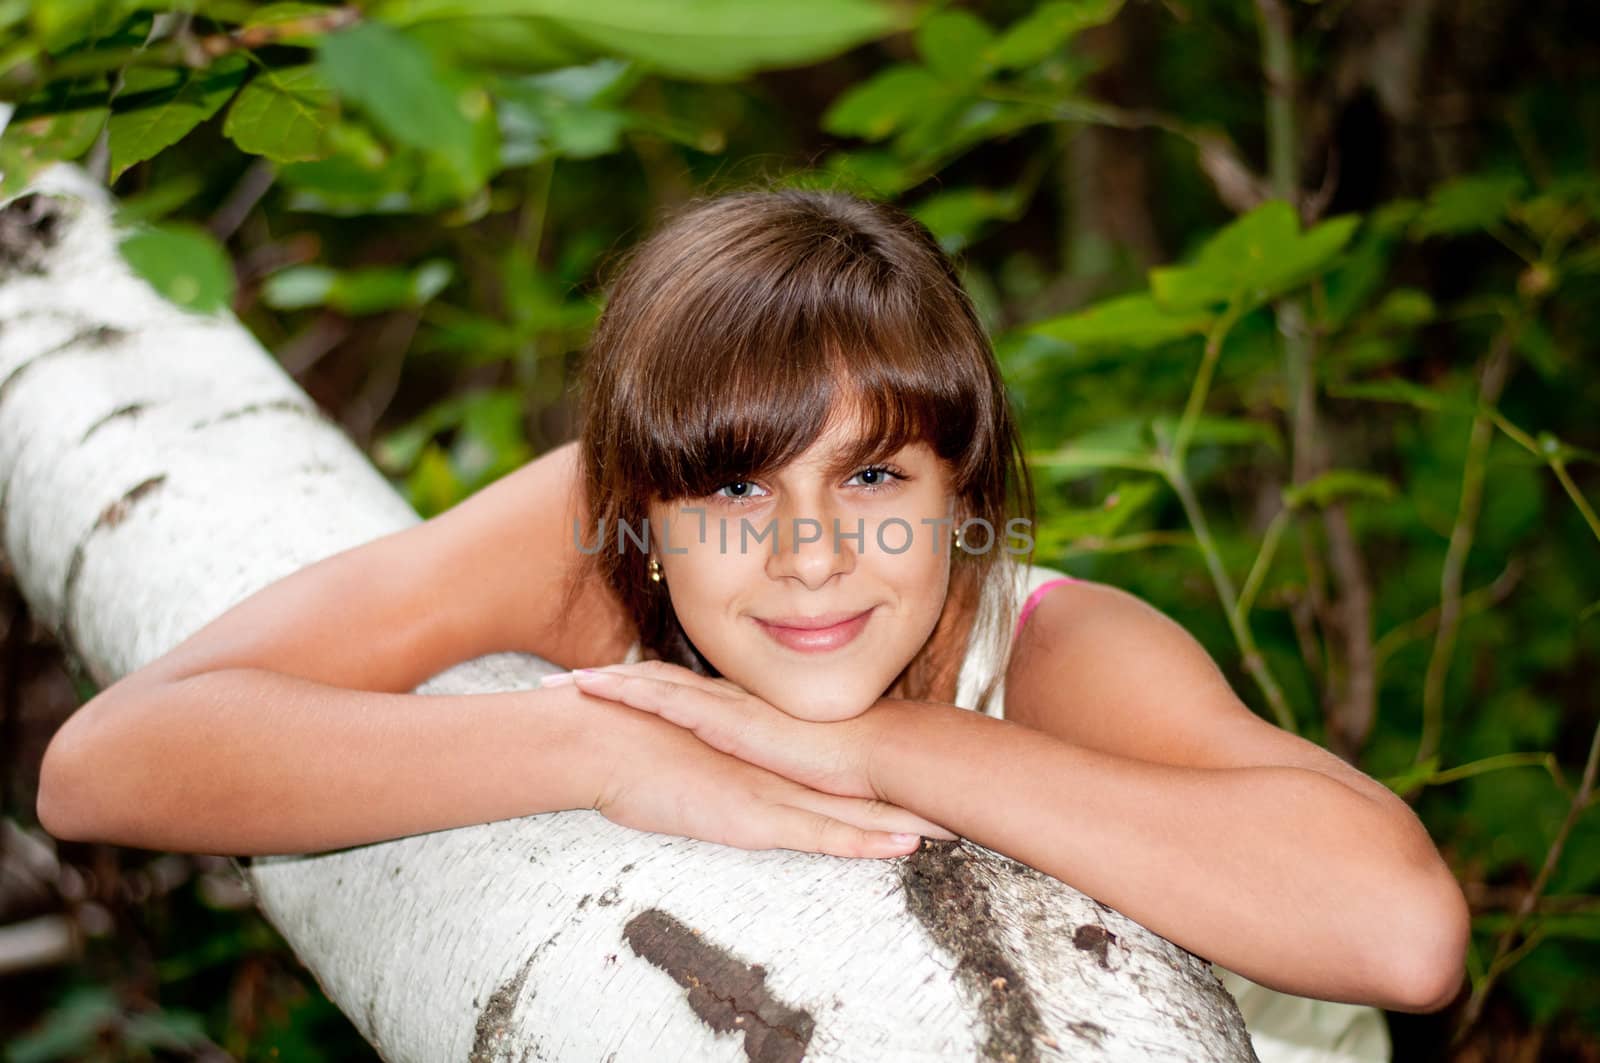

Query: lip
[755,607,875,653]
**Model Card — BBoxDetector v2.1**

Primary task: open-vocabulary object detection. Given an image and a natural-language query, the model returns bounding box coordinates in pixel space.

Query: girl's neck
[884,569,981,704]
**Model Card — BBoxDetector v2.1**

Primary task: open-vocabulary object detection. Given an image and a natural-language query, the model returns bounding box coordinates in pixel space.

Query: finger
[762,804,923,859]
[575,672,746,754]
[593,661,739,699]
[575,670,757,756]
[791,791,960,842]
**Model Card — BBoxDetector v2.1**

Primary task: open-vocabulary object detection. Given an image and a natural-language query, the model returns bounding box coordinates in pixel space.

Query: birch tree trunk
[0,164,1258,1063]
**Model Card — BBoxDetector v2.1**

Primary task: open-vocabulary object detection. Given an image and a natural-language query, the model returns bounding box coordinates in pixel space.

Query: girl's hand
[581,698,951,858]
[553,662,869,795]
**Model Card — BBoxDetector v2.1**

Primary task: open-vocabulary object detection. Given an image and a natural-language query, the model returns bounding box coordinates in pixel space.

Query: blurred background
[1,0,1597,1059]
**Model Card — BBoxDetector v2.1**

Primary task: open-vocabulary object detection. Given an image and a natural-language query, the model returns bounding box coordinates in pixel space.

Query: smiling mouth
[754,608,875,653]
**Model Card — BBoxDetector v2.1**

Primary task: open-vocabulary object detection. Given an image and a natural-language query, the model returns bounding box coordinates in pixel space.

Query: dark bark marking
[364,994,383,1057]
[899,839,1045,1063]
[1065,1019,1108,1044]
[0,324,129,414]
[0,193,64,277]
[188,397,324,432]
[622,908,813,1063]
[58,475,167,689]
[93,475,165,532]
[81,402,150,443]
[470,931,562,1063]
[1073,924,1118,971]
[595,885,621,907]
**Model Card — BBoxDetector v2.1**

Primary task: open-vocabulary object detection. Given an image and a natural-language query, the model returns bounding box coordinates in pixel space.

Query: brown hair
[565,186,1036,710]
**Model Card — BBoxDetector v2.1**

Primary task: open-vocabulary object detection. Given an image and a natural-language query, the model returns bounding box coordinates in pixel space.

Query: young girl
[38,188,1464,1062]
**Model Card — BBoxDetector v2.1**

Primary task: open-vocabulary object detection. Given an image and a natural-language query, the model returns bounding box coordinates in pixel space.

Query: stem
[512,159,555,447]
[1154,304,1295,731]
[1253,0,1298,203]
[1452,710,1600,1043]
[1424,751,1571,797]
[1163,459,1297,732]
[1413,310,1522,768]
[1235,505,1293,627]
[1171,303,1242,468]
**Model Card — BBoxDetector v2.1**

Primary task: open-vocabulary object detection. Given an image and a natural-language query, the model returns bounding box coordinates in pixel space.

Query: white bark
[0,164,1258,1062]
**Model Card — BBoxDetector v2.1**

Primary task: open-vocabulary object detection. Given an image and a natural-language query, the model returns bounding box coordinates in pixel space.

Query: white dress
[960,559,1393,1063]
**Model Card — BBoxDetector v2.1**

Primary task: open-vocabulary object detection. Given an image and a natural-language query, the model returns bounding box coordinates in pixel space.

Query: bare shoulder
[417,439,637,669]
[1003,578,1398,806]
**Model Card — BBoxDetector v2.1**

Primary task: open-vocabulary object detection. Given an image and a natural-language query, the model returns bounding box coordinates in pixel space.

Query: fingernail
[890,833,920,846]
[539,672,577,687]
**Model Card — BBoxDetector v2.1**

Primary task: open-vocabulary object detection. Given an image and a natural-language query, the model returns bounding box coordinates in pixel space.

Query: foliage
[3,0,1598,1057]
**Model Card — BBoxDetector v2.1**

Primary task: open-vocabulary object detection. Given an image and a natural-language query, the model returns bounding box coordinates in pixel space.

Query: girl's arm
[38,670,608,855]
[862,581,1469,1015]
[40,671,942,858]
[38,443,943,856]
[37,441,628,845]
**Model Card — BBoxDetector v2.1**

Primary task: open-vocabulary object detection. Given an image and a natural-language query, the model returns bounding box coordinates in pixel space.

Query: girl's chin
[763,685,882,723]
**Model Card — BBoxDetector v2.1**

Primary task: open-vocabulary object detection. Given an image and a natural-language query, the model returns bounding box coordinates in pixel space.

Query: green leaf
[260,265,336,309]
[263,260,454,314]
[893,95,1053,165]
[1036,478,1160,542]
[239,2,334,43]
[1318,202,1418,330]
[1,92,109,198]
[822,64,946,141]
[987,0,1125,70]
[1281,469,1397,509]
[114,171,205,225]
[223,64,337,163]
[910,186,1019,252]
[495,61,638,164]
[279,121,419,214]
[915,10,995,85]
[1151,413,1283,455]
[122,1009,210,1052]
[1150,200,1359,312]
[108,55,249,180]
[315,22,490,198]
[1413,173,1527,237]
[405,441,467,517]
[5,984,120,1063]
[1028,291,1213,349]
[118,223,235,315]
[1370,287,1435,328]
[410,17,585,70]
[0,81,108,200]
[1326,377,1479,416]
[374,0,903,81]
[29,0,115,52]
[805,150,919,198]
[1027,420,1162,476]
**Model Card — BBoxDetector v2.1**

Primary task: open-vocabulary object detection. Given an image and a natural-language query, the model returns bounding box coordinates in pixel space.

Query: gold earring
[648,557,663,583]
[953,526,964,552]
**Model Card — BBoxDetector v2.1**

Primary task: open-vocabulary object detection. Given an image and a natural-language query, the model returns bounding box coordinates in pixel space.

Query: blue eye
[849,465,906,493]
[713,480,769,504]
[709,465,907,506]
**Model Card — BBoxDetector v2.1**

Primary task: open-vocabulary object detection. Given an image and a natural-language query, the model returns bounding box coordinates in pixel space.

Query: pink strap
[1015,577,1077,641]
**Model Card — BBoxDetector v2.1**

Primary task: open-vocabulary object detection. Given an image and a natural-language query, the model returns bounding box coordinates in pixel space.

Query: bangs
[618,274,984,501]
[574,187,1035,705]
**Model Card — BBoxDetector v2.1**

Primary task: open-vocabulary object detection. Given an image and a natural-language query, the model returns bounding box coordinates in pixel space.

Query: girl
[38,188,1465,1062]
